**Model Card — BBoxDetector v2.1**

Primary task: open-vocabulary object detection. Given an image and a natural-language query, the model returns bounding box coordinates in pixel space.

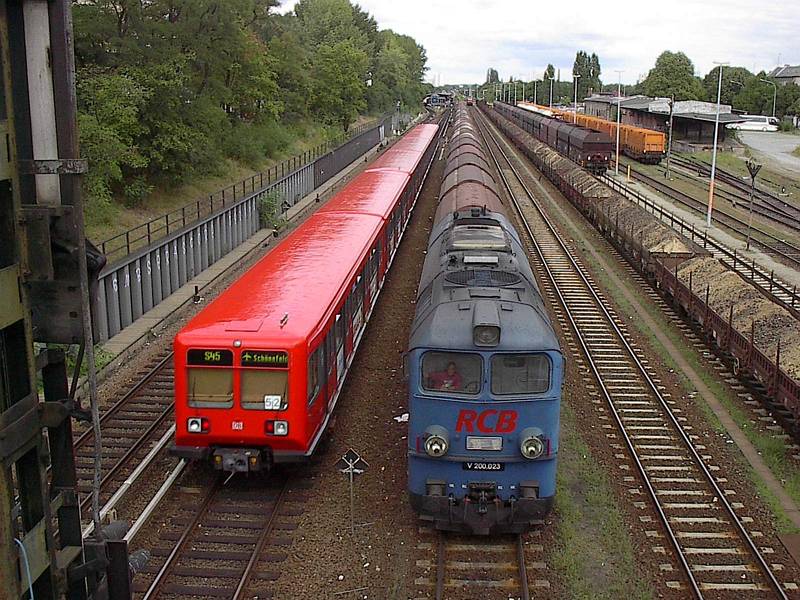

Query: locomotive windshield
[490,354,551,395]
[422,351,482,395]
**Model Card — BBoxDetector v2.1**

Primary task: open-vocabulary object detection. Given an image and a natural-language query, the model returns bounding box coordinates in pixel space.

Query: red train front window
[240,350,289,410]
[241,370,288,410]
[186,349,233,408]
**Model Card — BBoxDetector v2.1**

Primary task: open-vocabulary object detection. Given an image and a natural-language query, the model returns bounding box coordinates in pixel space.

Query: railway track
[658,157,800,232]
[433,533,531,600]
[599,175,800,320]
[132,472,305,600]
[670,156,800,221]
[475,108,792,598]
[73,351,175,526]
[623,167,800,269]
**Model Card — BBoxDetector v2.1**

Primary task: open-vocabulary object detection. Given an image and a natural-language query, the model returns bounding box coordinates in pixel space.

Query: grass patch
[793,145,800,158]
[552,402,653,600]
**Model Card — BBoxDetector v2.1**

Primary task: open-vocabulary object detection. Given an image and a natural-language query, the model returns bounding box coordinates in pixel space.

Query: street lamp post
[548,76,554,108]
[522,81,526,103]
[533,80,537,105]
[514,81,518,105]
[614,69,624,175]
[707,61,729,228]
[573,74,581,123]
[759,78,777,119]
[745,159,762,250]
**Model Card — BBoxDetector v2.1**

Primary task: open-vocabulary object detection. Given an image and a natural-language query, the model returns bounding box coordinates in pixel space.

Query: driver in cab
[428,361,462,391]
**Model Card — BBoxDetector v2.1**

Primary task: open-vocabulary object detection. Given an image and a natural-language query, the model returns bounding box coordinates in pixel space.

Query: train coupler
[212,447,267,473]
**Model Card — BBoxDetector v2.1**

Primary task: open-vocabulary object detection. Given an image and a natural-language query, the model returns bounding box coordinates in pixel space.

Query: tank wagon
[407,105,563,534]
[495,101,612,174]
[171,124,439,473]
[519,101,666,164]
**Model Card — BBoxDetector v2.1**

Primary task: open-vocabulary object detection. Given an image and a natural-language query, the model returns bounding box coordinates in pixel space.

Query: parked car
[727,115,780,132]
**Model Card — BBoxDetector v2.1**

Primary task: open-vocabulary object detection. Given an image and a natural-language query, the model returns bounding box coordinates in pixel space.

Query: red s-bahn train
[172,123,439,472]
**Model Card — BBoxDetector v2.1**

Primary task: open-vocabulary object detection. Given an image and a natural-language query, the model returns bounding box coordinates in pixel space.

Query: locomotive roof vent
[472,300,501,347]
[445,269,521,287]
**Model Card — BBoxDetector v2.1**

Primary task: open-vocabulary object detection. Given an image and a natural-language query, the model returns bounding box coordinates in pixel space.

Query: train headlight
[521,436,545,459]
[520,427,546,459]
[425,435,448,457]
[187,417,209,434]
[265,420,289,436]
[423,425,449,457]
[473,325,500,347]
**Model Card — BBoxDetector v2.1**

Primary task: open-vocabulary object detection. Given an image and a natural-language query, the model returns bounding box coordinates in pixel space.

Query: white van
[727,115,780,132]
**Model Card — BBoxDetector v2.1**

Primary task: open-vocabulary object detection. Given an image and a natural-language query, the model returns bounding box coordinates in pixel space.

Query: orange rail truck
[519,102,666,164]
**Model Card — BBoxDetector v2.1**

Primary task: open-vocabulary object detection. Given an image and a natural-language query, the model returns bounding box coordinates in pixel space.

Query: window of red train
[187,350,234,409]
[335,313,345,353]
[241,368,288,410]
[307,347,321,406]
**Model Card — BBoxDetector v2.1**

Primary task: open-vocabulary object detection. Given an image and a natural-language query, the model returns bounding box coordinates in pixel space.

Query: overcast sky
[279,0,798,85]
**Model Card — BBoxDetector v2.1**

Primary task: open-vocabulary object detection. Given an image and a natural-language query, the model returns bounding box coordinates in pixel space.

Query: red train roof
[369,123,438,172]
[176,211,383,349]
[175,122,438,352]
[319,169,409,219]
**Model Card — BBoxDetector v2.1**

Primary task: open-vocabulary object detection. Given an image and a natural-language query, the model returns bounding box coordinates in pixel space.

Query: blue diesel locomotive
[406,104,563,535]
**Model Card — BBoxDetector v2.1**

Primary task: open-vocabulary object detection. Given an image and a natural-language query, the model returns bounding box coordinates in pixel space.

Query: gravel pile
[678,256,800,379]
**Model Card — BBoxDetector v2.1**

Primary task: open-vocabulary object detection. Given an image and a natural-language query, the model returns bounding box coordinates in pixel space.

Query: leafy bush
[258,190,285,230]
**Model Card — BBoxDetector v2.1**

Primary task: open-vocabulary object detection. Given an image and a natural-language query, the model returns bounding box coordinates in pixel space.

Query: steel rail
[231,481,290,600]
[78,400,174,515]
[141,476,223,600]
[474,107,788,599]
[671,155,800,218]
[73,351,174,450]
[663,159,800,231]
[516,534,531,600]
[435,534,445,600]
[434,533,529,600]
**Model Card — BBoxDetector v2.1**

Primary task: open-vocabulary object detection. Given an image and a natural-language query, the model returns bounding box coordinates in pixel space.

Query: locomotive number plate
[462,462,504,471]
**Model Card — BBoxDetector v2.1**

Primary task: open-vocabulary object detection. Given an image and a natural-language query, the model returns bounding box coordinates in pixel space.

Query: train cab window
[490,354,550,395]
[188,368,233,408]
[241,370,288,410]
[421,352,482,395]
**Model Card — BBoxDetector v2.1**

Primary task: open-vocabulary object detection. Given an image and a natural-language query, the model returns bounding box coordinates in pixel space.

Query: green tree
[311,39,369,130]
[544,64,555,81]
[702,65,752,105]
[72,0,429,216]
[486,68,499,84]
[571,50,602,98]
[77,70,150,206]
[294,0,368,51]
[642,51,705,100]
